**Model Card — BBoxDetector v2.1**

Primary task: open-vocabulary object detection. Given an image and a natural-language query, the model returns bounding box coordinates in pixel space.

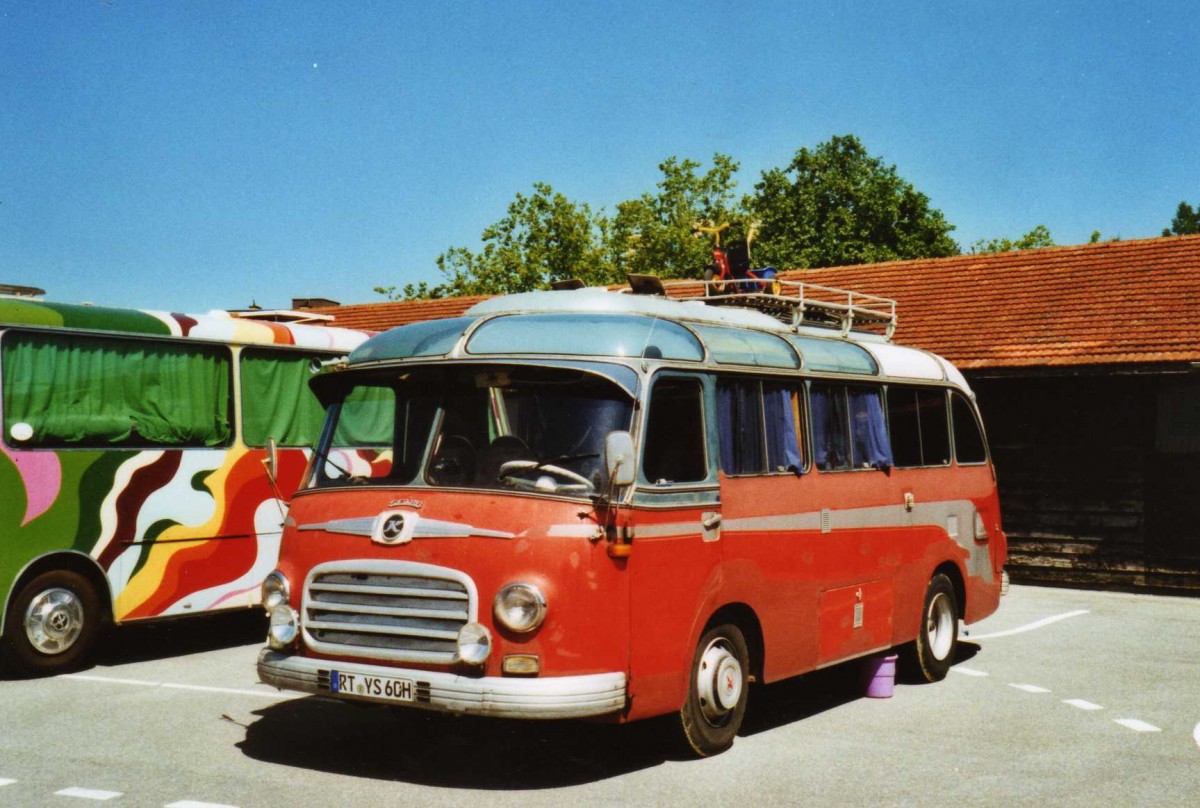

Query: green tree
[609,154,745,279]
[970,224,1056,254]
[749,134,958,269]
[377,183,616,300]
[1163,201,1200,236]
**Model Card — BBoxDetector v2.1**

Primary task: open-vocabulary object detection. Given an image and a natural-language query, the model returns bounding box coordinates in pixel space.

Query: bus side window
[716,378,803,475]
[887,386,951,468]
[3,331,231,449]
[951,393,988,464]
[643,377,706,484]
[811,382,892,471]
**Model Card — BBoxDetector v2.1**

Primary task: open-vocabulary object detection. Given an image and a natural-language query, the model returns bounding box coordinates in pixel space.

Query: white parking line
[1193,722,1200,750]
[950,666,989,677]
[0,778,15,787]
[63,673,298,700]
[1008,683,1051,693]
[1063,699,1103,711]
[55,787,123,800]
[970,609,1089,639]
[1114,718,1161,733]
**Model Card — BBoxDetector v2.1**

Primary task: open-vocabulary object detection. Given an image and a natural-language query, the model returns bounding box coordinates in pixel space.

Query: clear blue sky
[2,1,1197,313]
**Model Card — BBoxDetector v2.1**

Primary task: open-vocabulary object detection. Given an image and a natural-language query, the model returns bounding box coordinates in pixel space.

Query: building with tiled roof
[302,234,1200,594]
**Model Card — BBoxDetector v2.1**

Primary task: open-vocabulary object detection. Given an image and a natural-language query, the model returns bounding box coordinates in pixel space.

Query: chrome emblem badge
[373,510,417,546]
[380,514,406,542]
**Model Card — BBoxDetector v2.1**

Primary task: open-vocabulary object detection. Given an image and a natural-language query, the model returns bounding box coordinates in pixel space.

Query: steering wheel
[498,460,593,493]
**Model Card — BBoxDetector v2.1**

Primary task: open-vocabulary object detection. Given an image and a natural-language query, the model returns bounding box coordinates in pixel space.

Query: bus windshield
[311,364,635,496]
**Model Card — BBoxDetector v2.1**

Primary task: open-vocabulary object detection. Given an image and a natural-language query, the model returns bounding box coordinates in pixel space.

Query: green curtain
[240,350,328,447]
[3,331,231,447]
[332,386,395,448]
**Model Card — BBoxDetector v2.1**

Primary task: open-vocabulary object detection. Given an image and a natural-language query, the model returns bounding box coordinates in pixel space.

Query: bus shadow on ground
[93,609,267,667]
[238,649,966,788]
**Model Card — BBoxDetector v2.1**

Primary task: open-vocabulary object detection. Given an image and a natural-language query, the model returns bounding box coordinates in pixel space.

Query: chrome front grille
[301,561,476,664]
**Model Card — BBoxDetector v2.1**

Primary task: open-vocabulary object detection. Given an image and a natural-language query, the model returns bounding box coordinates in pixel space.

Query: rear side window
[886,387,950,468]
[3,331,231,448]
[951,393,988,464]
[643,377,707,484]
[810,382,893,470]
[241,349,329,447]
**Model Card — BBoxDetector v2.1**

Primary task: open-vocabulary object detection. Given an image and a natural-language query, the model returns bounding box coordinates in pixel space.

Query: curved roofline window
[466,313,704,361]
[689,324,800,369]
[350,316,478,364]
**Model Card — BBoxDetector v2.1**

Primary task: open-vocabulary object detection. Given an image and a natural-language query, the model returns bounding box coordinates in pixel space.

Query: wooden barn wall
[969,373,1200,595]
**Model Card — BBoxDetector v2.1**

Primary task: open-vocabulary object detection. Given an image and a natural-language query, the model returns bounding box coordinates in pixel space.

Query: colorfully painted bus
[257,280,1007,756]
[0,296,369,676]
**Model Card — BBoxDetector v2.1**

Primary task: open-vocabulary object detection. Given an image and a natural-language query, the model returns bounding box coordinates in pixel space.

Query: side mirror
[604,431,636,487]
[264,437,279,484]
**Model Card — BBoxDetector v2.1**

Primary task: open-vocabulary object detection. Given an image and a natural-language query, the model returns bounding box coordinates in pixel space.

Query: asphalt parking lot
[0,584,1196,807]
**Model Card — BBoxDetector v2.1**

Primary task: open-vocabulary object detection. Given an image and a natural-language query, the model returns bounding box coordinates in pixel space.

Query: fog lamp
[456,622,492,665]
[267,605,299,649]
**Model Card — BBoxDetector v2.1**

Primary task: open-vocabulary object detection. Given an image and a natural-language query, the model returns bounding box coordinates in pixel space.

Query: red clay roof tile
[309,234,1200,371]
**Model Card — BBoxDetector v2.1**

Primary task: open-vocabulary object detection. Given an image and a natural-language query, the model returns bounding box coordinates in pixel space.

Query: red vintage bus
[257,280,1006,756]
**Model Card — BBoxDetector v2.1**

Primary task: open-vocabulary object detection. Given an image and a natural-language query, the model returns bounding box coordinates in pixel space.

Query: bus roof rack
[647,279,897,339]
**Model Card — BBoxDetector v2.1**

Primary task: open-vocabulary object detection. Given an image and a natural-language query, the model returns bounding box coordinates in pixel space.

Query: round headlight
[267,606,299,649]
[493,583,547,634]
[262,570,290,612]
[456,621,492,665]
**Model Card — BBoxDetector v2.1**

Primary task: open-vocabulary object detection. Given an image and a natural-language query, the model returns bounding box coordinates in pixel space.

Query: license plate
[329,670,414,702]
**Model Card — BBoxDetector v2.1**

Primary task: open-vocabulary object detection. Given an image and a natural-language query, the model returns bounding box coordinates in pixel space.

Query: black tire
[1,569,102,677]
[678,624,750,757]
[906,573,958,683]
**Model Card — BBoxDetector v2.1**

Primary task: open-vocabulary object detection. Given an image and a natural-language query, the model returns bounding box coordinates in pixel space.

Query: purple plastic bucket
[862,653,898,698]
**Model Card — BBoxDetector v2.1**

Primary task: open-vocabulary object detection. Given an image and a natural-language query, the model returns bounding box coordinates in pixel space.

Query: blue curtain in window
[716,383,735,472]
[849,388,893,469]
[764,385,802,474]
[716,381,765,474]
[811,384,849,470]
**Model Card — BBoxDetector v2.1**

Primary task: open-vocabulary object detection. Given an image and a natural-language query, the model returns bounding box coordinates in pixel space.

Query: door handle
[702,513,722,530]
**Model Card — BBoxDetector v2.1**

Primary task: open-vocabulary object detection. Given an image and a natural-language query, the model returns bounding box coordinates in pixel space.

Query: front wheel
[1,570,102,677]
[678,624,749,757]
[906,573,959,682]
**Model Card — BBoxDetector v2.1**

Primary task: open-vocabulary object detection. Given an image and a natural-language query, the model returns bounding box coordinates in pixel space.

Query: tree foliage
[610,155,744,280]
[376,183,615,300]
[970,224,1056,254]
[1163,201,1200,236]
[749,134,959,269]
[383,135,966,300]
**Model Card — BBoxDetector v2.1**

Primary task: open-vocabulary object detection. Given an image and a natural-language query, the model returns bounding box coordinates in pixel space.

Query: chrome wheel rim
[926,592,955,661]
[24,587,84,655]
[696,638,743,725]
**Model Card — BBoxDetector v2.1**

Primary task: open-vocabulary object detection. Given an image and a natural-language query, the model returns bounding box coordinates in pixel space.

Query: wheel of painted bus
[679,624,749,757]
[1,570,101,677]
[909,573,958,683]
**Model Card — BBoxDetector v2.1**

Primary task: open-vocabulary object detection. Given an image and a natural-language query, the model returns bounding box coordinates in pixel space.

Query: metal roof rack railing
[650,278,897,339]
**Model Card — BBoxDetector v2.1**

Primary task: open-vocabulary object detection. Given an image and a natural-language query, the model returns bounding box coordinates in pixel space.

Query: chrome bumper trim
[257,649,627,720]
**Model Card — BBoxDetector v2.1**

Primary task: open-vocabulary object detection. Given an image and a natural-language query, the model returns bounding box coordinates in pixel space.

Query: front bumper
[258,649,627,720]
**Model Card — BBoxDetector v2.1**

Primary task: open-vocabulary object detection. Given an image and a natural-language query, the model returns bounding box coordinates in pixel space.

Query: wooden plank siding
[972,373,1200,594]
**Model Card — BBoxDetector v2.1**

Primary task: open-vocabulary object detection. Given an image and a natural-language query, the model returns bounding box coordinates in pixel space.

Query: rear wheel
[1,570,102,677]
[678,624,749,757]
[907,573,958,682]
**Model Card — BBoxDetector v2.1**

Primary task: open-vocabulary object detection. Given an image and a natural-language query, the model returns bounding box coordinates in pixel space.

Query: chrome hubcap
[24,588,84,655]
[926,592,954,660]
[697,638,743,725]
